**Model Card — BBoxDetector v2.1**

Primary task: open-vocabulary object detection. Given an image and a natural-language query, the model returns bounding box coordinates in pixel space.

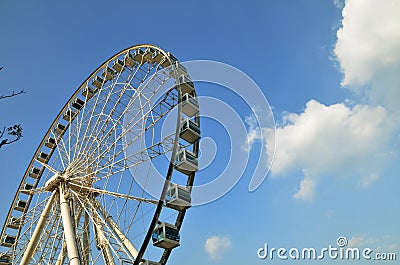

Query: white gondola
[179,118,200,143]
[174,75,194,94]
[0,253,11,265]
[29,167,41,179]
[144,47,155,62]
[1,235,15,247]
[72,98,85,110]
[6,216,23,229]
[180,93,199,117]
[151,50,164,64]
[166,184,191,211]
[14,200,27,212]
[161,52,178,68]
[45,137,56,149]
[112,59,124,72]
[82,86,97,99]
[169,62,188,78]
[92,76,104,89]
[63,109,77,122]
[21,183,34,195]
[174,149,198,174]
[102,67,115,80]
[132,49,145,63]
[54,123,66,135]
[37,152,49,163]
[124,53,136,68]
[152,222,180,249]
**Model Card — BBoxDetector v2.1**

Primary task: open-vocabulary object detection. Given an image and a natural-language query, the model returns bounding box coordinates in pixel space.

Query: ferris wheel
[0,44,200,265]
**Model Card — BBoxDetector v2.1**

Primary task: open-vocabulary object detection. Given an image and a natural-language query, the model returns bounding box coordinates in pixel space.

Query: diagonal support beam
[94,201,139,259]
[20,192,57,265]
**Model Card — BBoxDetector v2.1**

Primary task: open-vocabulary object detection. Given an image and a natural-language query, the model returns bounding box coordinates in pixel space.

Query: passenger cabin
[152,222,180,249]
[29,167,41,179]
[102,67,115,81]
[63,109,77,122]
[169,62,188,78]
[6,217,23,229]
[54,123,66,135]
[174,149,198,174]
[161,52,178,68]
[45,137,57,149]
[112,59,124,72]
[14,200,27,212]
[180,93,199,117]
[92,76,104,89]
[0,253,11,265]
[175,75,194,95]
[144,48,155,62]
[72,98,85,110]
[151,50,163,64]
[124,53,136,68]
[179,118,200,143]
[21,183,34,195]
[132,49,145,63]
[166,184,191,211]
[1,235,15,247]
[82,86,97,99]
[37,152,49,163]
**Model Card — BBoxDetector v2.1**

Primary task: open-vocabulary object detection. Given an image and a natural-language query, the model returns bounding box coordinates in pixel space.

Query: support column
[59,184,82,265]
[20,192,57,265]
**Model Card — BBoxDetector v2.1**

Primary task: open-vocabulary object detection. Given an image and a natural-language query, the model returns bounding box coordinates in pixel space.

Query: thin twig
[0,90,25,100]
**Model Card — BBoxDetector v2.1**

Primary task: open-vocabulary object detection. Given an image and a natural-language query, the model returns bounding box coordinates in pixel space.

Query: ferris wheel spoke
[68,182,158,205]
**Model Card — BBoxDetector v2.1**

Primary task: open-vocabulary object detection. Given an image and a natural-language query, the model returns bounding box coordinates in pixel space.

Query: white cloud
[267,100,395,200]
[334,0,400,110]
[293,177,315,201]
[243,114,261,152]
[348,235,373,248]
[205,236,231,260]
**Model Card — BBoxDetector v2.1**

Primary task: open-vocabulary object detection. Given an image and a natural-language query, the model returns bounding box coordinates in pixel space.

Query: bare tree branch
[0,89,25,100]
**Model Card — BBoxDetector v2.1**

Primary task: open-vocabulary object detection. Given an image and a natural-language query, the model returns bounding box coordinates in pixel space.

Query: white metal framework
[0,44,200,265]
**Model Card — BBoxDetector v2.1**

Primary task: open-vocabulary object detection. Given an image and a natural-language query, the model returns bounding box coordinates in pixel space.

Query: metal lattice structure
[0,44,200,265]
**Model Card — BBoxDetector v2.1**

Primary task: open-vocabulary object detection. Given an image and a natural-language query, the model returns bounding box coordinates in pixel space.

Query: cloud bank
[247,0,400,201]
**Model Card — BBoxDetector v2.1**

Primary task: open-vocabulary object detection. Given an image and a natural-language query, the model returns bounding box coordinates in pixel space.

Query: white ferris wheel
[0,44,201,265]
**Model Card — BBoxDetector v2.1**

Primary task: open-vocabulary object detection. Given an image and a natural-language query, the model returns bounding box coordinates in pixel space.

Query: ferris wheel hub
[43,173,62,192]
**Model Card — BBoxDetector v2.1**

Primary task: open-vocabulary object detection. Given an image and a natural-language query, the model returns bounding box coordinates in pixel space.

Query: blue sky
[0,1,399,264]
